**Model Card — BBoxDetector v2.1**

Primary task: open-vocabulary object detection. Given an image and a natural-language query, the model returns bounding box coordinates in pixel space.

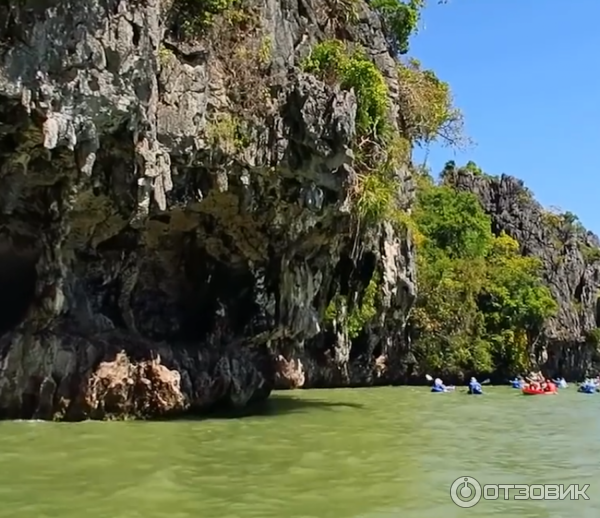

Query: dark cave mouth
[0,244,38,336]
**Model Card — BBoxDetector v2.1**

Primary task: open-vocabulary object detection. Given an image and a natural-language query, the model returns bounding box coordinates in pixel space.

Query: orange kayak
[522,387,557,395]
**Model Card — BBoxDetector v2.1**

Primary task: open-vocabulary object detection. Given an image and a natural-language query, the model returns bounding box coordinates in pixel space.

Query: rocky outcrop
[447,168,600,378]
[0,0,416,419]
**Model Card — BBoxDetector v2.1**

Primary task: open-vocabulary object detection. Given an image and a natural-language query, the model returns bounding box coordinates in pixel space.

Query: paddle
[426,374,490,384]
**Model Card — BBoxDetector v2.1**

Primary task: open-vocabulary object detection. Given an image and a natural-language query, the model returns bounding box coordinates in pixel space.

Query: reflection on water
[0,387,598,518]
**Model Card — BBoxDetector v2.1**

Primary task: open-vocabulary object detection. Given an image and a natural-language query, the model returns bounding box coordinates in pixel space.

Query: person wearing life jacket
[431,377,446,392]
[553,377,567,388]
[468,377,483,395]
[511,376,524,389]
[544,379,556,392]
[579,379,596,393]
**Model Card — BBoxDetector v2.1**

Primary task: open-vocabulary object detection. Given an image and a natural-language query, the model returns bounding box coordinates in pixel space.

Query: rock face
[448,169,600,378]
[0,0,416,419]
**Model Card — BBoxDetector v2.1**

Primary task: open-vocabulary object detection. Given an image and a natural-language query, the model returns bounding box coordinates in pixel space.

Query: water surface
[0,386,597,517]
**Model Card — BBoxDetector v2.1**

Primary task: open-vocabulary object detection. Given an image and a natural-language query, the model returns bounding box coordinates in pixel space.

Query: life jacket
[469,381,482,392]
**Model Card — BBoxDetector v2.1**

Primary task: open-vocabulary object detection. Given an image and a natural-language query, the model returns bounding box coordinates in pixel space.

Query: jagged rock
[274,354,306,389]
[0,329,272,419]
[82,351,186,419]
[0,0,416,419]
[448,170,600,378]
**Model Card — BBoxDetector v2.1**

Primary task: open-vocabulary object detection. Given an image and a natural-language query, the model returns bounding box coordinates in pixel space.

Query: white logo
[450,477,589,507]
[450,476,482,508]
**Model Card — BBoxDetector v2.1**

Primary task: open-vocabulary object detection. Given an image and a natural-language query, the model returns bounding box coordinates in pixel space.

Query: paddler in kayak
[431,378,446,392]
[510,376,524,389]
[430,378,456,392]
[578,378,597,393]
[468,377,483,395]
[552,377,567,388]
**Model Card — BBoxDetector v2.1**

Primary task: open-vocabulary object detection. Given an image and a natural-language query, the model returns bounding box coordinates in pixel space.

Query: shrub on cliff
[410,167,558,377]
[397,58,464,147]
[302,40,390,138]
[168,0,244,36]
[303,40,408,224]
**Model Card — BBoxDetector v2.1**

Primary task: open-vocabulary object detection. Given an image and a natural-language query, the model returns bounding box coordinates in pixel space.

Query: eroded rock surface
[0,0,416,419]
[448,169,600,378]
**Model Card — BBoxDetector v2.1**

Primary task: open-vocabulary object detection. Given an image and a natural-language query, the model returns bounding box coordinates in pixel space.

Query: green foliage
[355,170,397,225]
[542,207,585,235]
[302,40,390,137]
[539,207,600,264]
[581,244,600,264]
[585,328,600,345]
[370,0,424,54]
[325,273,380,339]
[205,112,250,154]
[169,0,242,36]
[463,160,484,176]
[410,169,558,377]
[562,211,579,226]
[303,40,416,230]
[158,45,174,66]
[482,234,557,337]
[397,58,464,146]
[413,184,493,259]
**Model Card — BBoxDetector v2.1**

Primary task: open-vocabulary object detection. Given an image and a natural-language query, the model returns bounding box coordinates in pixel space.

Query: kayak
[522,387,557,395]
[431,386,455,393]
[578,385,596,394]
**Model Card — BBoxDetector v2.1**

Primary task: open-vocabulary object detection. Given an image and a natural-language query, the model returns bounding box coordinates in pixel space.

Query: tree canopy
[410,167,558,378]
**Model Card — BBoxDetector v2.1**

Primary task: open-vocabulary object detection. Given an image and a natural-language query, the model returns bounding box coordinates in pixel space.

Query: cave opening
[358,251,376,283]
[180,236,259,342]
[349,333,369,361]
[372,343,382,358]
[347,252,379,361]
[333,253,353,296]
[573,278,583,302]
[0,243,38,336]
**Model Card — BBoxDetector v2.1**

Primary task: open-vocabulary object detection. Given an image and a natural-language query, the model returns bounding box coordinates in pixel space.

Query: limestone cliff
[447,167,600,378]
[0,0,416,419]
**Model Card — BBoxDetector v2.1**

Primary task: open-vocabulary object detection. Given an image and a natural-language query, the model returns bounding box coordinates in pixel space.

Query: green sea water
[0,386,597,517]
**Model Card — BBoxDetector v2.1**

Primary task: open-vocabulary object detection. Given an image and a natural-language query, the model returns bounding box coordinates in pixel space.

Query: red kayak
[522,387,557,395]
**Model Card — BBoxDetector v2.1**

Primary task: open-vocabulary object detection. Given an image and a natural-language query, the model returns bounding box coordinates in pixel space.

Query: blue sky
[409,0,600,234]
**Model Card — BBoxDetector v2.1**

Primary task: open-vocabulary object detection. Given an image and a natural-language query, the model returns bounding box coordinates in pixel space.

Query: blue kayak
[578,384,596,394]
[431,385,455,393]
[510,380,524,389]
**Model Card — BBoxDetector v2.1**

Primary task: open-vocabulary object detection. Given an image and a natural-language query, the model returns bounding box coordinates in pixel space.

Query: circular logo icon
[450,476,482,508]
